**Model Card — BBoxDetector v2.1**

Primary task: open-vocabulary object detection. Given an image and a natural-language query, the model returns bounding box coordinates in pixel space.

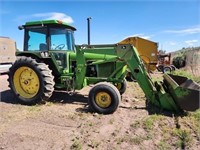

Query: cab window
[50,28,75,51]
[25,27,47,51]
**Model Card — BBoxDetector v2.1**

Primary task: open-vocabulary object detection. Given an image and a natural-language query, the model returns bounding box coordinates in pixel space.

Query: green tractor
[8,20,200,114]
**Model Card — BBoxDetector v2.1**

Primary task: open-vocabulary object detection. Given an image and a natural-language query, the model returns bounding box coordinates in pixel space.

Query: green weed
[172,129,193,149]
[109,118,115,124]
[27,105,41,112]
[157,140,171,150]
[70,139,82,150]
[88,140,100,148]
[190,109,200,121]
[172,70,200,83]
[130,120,141,128]
[143,115,163,131]
[129,136,144,145]
[184,109,200,139]
[45,102,54,106]
[116,137,126,144]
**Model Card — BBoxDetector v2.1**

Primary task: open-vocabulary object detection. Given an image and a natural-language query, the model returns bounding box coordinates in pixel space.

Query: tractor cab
[19,20,76,70]
[21,20,76,51]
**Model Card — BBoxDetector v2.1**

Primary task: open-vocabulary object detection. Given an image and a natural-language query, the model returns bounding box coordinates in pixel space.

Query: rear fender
[16,51,61,77]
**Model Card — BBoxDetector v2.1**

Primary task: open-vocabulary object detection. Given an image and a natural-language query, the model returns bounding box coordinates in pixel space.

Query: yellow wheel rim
[115,83,122,90]
[95,92,111,108]
[13,66,40,99]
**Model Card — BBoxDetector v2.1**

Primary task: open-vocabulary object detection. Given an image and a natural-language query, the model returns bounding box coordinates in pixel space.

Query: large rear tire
[88,82,121,114]
[8,57,55,105]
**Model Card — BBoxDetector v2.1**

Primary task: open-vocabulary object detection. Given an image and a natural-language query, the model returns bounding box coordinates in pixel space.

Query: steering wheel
[55,44,65,50]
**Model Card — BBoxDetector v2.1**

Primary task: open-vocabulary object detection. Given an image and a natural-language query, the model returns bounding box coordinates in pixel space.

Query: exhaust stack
[87,17,92,45]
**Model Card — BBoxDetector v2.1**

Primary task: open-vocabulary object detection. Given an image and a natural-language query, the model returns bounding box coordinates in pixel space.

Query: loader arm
[114,44,171,110]
[115,44,200,112]
[75,44,199,112]
[115,44,157,101]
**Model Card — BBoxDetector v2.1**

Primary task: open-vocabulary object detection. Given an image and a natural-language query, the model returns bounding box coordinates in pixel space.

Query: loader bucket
[163,74,200,111]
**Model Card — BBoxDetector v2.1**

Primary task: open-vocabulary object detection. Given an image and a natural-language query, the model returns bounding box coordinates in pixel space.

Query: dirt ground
[0,73,199,150]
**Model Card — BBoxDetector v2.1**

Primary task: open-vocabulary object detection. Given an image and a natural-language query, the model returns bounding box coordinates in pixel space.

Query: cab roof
[24,20,76,31]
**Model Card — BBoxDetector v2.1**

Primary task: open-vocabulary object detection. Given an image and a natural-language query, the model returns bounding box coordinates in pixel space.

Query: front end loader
[8,20,200,114]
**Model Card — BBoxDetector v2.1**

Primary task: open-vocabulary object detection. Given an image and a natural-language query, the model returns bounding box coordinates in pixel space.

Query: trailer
[119,37,158,72]
[0,37,16,73]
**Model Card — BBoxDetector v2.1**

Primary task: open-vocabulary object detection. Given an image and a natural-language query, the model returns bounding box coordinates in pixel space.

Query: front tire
[163,66,172,73]
[114,79,127,95]
[88,82,121,114]
[8,57,55,105]
[170,65,176,71]
[157,65,164,72]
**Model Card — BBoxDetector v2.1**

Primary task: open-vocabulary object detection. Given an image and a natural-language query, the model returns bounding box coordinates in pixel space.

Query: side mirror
[18,26,24,30]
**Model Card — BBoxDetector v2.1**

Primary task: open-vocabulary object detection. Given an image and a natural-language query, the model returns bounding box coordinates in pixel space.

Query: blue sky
[0,0,200,52]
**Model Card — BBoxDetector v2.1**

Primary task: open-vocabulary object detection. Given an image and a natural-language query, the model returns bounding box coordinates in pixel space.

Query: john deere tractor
[8,20,200,114]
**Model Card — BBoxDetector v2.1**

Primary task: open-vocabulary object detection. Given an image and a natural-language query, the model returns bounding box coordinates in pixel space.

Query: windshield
[24,26,75,51]
[50,28,75,51]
